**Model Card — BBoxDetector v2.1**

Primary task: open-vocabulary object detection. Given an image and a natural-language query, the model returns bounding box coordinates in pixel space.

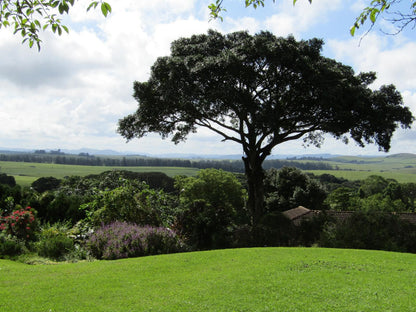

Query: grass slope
[1,248,415,311]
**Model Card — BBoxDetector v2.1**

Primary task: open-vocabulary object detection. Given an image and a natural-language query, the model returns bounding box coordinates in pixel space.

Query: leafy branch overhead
[209,0,416,36]
[0,0,111,50]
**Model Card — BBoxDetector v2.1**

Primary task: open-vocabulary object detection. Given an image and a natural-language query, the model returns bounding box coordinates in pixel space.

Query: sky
[1,0,416,157]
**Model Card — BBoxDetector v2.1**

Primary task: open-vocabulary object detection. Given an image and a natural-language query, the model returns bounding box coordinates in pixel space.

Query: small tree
[175,169,246,249]
[264,167,327,212]
[118,30,413,230]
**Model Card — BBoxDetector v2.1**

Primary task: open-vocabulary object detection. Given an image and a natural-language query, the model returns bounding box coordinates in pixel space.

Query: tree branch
[195,119,243,145]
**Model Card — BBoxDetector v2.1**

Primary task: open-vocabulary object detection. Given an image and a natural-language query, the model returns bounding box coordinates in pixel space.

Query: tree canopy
[209,0,416,36]
[0,0,111,49]
[118,30,413,228]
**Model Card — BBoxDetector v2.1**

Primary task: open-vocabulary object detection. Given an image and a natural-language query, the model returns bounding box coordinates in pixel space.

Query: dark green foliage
[359,175,390,198]
[44,192,86,224]
[175,169,247,249]
[264,167,328,212]
[325,175,414,212]
[0,233,26,258]
[0,173,16,187]
[313,173,360,192]
[402,183,416,212]
[256,211,294,247]
[295,212,335,247]
[320,211,416,252]
[91,170,176,192]
[0,184,22,215]
[31,177,61,193]
[82,180,170,227]
[36,234,75,260]
[325,187,359,211]
[35,223,76,261]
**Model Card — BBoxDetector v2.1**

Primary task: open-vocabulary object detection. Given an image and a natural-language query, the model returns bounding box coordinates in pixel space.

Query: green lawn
[1,247,415,311]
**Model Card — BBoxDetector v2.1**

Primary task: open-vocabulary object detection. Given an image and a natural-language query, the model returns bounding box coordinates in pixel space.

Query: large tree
[118,30,413,227]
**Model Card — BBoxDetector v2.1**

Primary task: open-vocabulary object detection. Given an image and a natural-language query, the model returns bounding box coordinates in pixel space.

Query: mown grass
[0,247,415,311]
[0,161,199,187]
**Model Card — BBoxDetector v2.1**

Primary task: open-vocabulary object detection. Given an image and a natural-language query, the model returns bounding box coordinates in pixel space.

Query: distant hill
[0,146,414,160]
[386,153,416,159]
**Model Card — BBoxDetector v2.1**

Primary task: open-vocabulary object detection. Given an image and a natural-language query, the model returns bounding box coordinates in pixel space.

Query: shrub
[319,211,416,252]
[0,233,27,258]
[0,206,37,241]
[36,235,75,260]
[255,211,294,247]
[175,169,247,250]
[264,167,328,213]
[45,192,86,224]
[87,221,183,260]
[82,181,167,227]
[296,212,335,247]
[35,222,75,260]
[31,177,61,193]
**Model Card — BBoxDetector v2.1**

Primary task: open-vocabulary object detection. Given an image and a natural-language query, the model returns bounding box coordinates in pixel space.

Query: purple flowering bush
[87,221,184,260]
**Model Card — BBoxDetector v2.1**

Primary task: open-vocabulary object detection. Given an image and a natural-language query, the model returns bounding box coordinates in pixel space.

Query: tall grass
[1,248,415,311]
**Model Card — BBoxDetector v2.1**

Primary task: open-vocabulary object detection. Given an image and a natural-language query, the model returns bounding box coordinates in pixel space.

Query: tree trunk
[242,154,265,228]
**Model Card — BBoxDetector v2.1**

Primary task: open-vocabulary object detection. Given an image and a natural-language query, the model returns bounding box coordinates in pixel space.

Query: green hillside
[0,248,415,311]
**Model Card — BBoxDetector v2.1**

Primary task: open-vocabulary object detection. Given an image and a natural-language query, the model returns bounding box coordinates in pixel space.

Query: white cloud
[264,0,342,37]
[145,18,210,57]
[327,34,416,90]
[0,0,415,156]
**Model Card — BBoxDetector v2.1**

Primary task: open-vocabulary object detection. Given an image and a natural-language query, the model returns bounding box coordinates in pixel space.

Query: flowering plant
[0,206,37,241]
[87,221,184,260]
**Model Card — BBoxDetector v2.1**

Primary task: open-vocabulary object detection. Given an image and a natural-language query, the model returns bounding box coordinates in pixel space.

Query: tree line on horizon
[0,152,333,172]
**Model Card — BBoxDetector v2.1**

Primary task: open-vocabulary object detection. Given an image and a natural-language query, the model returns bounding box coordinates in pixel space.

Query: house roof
[282,206,312,221]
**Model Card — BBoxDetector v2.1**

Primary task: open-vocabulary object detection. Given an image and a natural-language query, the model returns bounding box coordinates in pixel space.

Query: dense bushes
[264,167,327,213]
[35,223,76,260]
[175,169,247,250]
[320,211,416,253]
[2,168,416,262]
[0,233,27,257]
[87,222,183,260]
[325,175,416,212]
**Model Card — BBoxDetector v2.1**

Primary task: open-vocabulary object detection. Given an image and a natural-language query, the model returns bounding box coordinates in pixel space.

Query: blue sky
[0,0,415,156]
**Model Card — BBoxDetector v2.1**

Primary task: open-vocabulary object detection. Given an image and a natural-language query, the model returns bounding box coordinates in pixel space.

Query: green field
[306,169,416,183]
[1,153,416,187]
[313,153,416,182]
[0,161,199,187]
[0,247,415,311]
